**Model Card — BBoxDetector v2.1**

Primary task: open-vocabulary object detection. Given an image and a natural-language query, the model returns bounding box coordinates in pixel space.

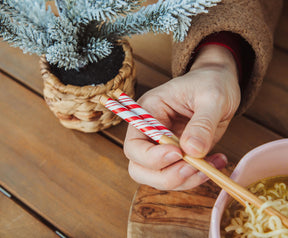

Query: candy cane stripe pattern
[117,92,174,137]
[105,98,163,142]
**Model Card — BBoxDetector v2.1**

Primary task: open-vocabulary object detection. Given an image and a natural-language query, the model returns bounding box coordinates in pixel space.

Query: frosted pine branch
[46,42,88,69]
[47,17,78,44]
[0,11,18,41]
[0,10,49,54]
[0,0,54,54]
[1,0,221,70]
[103,0,221,41]
[64,0,143,24]
[83,38,113,64]
[1,0,54,31]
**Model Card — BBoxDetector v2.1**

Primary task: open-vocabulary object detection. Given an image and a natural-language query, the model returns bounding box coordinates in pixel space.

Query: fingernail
[164,152,182,163]
[187,137,205,156]
[197,171,209,180]
[211,154,227,169]
[179,164,195,179]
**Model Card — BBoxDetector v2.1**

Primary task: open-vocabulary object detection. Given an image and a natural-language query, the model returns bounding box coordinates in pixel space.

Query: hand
[124,45,241,190]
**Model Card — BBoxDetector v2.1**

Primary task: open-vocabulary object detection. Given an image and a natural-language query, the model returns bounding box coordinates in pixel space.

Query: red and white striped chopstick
[113,89,175,138]
[100,95,164,142]
[99,91,288,228]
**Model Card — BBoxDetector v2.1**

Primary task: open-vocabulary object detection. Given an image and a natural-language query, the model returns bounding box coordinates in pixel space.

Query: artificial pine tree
[1,0,220,75]
[0,0,220,132]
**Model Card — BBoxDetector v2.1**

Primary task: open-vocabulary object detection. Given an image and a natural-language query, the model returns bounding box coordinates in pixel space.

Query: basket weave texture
[40,40,136,133]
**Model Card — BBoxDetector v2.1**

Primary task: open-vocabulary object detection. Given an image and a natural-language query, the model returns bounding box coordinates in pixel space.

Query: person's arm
[123,0,283,191]
[172,0,283,114]
[124,43,239,190]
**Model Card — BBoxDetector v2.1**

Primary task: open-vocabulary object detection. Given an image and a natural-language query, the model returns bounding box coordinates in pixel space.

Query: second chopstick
[99,91,288,228]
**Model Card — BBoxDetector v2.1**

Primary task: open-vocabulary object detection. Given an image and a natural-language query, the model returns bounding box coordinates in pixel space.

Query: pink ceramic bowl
[209,138,288,238]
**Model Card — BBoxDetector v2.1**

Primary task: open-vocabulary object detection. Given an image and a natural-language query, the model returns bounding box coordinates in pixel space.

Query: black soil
[50,45,125,87]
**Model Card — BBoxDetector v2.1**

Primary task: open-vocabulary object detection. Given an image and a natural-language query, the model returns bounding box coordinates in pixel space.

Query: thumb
[180,104,222,158]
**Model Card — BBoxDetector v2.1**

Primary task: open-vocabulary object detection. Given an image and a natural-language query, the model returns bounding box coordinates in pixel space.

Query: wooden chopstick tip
[113,88,124,99]
[159,134,180,147]
[94,94,109,106]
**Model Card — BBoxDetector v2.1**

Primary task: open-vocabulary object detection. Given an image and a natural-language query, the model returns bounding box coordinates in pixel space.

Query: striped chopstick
[113,89,175,138]
[99,92,288,228]
[100,94,163,142]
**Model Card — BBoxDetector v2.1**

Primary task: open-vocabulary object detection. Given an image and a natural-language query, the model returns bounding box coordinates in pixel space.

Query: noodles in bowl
[221,176,288,238]
[209,139,288,238]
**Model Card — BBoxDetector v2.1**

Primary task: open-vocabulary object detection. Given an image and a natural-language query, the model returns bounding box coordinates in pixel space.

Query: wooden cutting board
[128,163,235,238]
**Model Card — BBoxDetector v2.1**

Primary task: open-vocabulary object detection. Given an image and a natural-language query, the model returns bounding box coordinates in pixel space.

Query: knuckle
[201,86,226,108]
[124,143,162,170]
[143,145,169,170]
[209,88,225,104]
[128,162,140,182]
[194,117,215,136]
[157,176,182,191]
[123,142,133,160]
[157,182,174,191]
[145,159,162,170]
[138,92,156,106]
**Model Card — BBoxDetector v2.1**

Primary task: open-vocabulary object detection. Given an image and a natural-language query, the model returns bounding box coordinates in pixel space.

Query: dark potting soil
[50,45,125,87]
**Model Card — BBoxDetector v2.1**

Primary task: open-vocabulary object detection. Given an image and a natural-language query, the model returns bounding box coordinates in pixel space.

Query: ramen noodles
[221,176,288,238]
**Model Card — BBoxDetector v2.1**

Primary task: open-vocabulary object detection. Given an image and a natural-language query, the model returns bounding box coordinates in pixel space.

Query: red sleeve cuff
[186,31,253,83]
[195,41,242,80]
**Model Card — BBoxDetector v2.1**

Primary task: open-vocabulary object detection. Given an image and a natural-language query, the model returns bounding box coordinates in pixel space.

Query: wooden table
[1,4,287,238]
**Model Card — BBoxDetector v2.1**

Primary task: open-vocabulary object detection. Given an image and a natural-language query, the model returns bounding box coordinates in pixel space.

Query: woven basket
[40,40,136,133]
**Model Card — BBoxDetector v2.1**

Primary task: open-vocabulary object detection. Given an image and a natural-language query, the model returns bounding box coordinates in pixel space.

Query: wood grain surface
[0,192,58,238]
[127,165,235,238]
[0,71,138,237]
[0,3,287,237]
[127,4,288,236]
[127,116,283,237]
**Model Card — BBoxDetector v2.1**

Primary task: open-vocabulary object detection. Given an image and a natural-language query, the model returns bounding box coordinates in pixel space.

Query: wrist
[190,44,239,82]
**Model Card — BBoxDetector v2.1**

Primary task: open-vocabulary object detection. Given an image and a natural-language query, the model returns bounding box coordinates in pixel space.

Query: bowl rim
[209,138,288,238]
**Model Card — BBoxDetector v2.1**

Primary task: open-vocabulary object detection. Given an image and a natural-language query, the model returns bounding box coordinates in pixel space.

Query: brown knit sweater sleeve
[172,0,283,114]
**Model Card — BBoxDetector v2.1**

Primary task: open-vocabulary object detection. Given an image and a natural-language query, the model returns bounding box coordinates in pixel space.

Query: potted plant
[0,0,220,132]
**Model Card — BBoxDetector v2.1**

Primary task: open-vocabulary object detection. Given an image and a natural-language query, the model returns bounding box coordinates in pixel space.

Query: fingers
[128,160,198,190]
[180,93,224,158]
[128,153,228,191]
[124,125,183,170]
[174,153,227,190]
